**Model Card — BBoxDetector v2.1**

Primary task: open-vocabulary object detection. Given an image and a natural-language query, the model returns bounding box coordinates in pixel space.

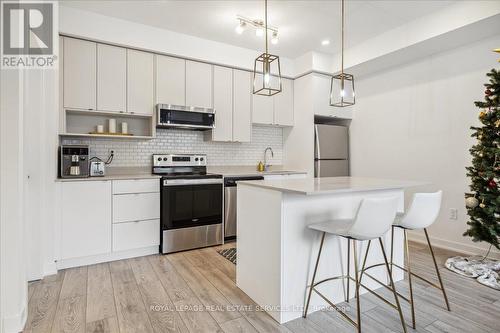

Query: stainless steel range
[153,154,223,254]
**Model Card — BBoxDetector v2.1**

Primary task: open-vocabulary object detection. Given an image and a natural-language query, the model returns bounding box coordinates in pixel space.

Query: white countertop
[239,176,427,195]
[207,165,307,178]
[57,165,306,181]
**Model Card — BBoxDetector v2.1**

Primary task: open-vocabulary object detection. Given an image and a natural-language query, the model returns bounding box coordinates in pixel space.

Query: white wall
[350,35,500,257]
[1,70,28,332]
[23,69,59,281]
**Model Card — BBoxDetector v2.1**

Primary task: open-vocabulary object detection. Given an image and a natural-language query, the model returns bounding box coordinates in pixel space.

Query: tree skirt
[445,256,500,290]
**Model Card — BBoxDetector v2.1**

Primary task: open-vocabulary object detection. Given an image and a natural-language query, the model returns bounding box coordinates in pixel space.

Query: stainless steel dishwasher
[224,176,264,239]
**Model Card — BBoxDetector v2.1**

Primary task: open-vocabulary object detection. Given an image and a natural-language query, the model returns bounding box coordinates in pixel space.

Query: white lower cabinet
[60,181,112,260]
[59,179,160,264]
[113,219,160,252]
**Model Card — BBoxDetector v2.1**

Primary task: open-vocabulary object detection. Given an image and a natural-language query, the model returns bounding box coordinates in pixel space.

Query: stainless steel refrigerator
[314,124,349,177]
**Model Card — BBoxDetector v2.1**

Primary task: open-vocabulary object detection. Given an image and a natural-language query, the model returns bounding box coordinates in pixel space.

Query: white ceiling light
[235,20,246,34]
[321,39,330,46]
[255,26,264,37]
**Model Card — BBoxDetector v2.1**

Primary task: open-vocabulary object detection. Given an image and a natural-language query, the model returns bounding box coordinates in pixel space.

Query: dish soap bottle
[257,161,264,172]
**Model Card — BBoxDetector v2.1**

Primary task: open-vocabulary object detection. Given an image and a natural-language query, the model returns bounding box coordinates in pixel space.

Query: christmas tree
[464,67,500,250]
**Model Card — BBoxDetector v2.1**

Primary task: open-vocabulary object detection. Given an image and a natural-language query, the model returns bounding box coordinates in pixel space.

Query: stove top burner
[152,153,221,179]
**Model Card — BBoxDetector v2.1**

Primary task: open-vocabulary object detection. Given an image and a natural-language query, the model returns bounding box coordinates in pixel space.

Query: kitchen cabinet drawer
[113,192,160,223]
[112,179,159,194]
[113,219,160,252]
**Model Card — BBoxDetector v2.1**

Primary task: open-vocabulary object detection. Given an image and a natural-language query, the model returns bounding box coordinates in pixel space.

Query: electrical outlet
[449,208,458,220]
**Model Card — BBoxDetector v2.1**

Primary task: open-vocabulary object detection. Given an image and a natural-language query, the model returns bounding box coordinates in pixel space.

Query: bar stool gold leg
[404,230,416,329]
[389,225,395,286]
[352,240,361,333]
[304,232,326,318]
[359,240,371,283]
[424,228,451,311]
[346,240,351,303]
[379,237,407,333]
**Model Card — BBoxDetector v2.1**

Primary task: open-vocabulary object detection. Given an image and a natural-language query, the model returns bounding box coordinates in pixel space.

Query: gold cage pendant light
[330,0,355,107]
[253,0,282,96]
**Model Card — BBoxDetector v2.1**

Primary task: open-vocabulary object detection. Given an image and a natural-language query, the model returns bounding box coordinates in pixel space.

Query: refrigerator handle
[314,125,320,160]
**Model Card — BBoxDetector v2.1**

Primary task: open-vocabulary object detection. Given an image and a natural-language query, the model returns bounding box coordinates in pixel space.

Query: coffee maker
[59,145,90,178]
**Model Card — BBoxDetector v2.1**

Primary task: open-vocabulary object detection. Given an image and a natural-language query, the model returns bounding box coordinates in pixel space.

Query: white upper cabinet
[186,60,213,108]
[252,76,294,127]
[97,44,127,113]
[274,78,294,126]
[63,37,97,110]
[252,75,274,125]
[127,49,154,115]
[156,55,185,106]
[313,74,353,119]
[211,66,233,141]
[232,70,252,142]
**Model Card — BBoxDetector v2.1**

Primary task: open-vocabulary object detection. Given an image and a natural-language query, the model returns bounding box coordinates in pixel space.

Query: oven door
[161,178,222,230]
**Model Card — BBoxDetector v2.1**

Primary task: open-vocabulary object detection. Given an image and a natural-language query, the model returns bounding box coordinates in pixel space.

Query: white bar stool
[303,197,407,333]
[388,191,450,329]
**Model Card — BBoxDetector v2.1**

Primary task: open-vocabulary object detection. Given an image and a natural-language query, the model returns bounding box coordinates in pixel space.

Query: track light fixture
[235,15,278,44]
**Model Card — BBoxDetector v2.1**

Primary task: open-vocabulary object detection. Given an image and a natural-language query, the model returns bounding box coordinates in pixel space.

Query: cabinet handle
[130,112,135,115]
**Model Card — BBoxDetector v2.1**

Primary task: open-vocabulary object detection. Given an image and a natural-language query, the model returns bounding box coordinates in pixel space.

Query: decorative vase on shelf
[108,119,116,134]
[121,122,128,134]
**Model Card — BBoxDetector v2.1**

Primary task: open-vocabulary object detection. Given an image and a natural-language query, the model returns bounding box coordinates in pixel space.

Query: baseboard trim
[55,246,159,270]
[2,301,27,333]
[408,232,500,260]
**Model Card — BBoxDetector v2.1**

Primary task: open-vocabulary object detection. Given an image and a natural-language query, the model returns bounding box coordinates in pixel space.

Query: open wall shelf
[60,109,155,140]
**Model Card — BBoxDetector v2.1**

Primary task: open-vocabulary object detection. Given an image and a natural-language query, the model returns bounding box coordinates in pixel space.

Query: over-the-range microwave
[156,104,215,130]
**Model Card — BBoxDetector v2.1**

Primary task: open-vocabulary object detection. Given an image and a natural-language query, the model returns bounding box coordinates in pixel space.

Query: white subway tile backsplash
[61,125,283,167]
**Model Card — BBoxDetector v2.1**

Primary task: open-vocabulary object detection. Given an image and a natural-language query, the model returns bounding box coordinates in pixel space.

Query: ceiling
[61,0,457,58]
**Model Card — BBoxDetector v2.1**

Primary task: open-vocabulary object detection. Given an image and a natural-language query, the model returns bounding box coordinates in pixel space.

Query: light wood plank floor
[24,242,500,333]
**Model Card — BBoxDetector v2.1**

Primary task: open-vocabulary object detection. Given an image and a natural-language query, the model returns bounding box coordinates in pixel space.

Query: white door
[156,55,185,106]
[97,44,126,112]
[211,66,233,141]
[274,78,294,126]
[63,37,96,110]
[127,49,154,115]
[60,181,112,259]
[186,60,213,108]
[233,70,252,142]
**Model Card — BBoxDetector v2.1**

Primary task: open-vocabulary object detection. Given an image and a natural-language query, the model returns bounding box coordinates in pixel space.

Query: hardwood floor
[24,242,500,333]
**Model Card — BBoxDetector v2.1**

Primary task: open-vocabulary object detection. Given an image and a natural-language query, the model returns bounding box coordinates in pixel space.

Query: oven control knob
[157,157,162,161]
[163,157,168,161]
[195,158,199,161]
[200,157,204,161]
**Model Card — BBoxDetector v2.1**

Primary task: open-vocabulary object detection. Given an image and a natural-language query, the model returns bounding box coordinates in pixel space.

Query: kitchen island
[236,177,425,324]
